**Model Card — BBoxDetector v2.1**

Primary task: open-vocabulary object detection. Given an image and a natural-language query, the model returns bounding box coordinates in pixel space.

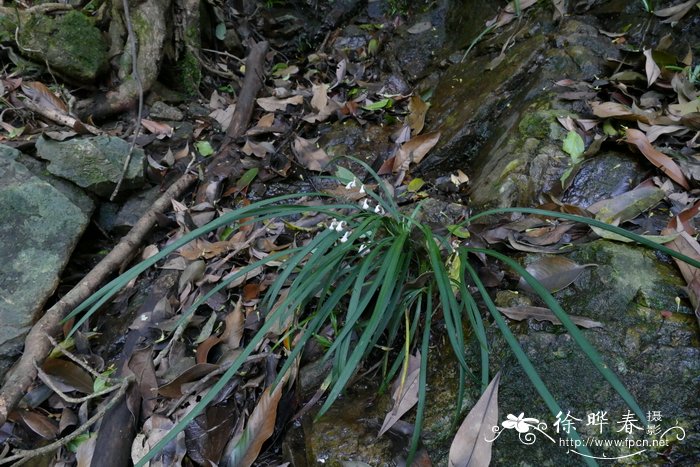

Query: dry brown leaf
[141,118,173,138]
[303,84,340,123]
[654,0,698,23]
[42,358,94,394]
[661,225,700,323]
[221,371,291,467]
[379,353,420,436]
[625,128,690,189]
[643,49,661,87]
[256,95,304,112]
[210,104,236,129]
[448,372,500,467]
[497,306,603,328]
[21,81,68,114]
[157,363,219,398]
[407,95,429,134]
[519,256,596,293]
[292,136,331,172]
[18,410,59,439]
[392,131,441,172]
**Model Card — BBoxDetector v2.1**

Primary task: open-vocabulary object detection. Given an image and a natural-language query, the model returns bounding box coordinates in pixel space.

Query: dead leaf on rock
[407,95,429,134]
[292,136,331,172]
[625,128,690,189]
[141,119,173,138]
[407,21,432,34]
[393,131,441,172]
[448,372,500,467]
[497,306,603,328]
[519,256,596,293]
[379,352,420,436]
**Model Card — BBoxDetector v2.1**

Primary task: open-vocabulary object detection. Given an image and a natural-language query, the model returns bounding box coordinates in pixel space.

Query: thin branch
[34,363,122,405]
[0,376,134,466]
[43,333,113,381]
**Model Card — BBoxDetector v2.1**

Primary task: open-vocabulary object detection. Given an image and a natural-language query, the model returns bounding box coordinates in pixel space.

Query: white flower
[329,219,339,230]
[358,243,370,255]
[374,204,385,215]
[361,199,370,210]
[340,231,351,243]
[335,221,346,232]
[359,184,365,194]
[345,178,357,189]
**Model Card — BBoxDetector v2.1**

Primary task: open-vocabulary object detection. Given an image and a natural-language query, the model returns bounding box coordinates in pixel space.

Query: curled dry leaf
[449,372,500,467]
[292,136,331,172]
[497,306,603,328]
[625,128,690,189]
[392,131,441,172]
[519,256,596,293]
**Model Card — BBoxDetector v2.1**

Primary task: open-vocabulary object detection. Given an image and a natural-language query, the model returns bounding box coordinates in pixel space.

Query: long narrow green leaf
[420,225,472,376]
[463,261,598,467]
[317,233,408,418]
[473,247,647,426]
[407,288,432,465]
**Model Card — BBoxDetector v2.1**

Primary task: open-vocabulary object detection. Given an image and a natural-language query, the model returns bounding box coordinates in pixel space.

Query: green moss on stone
[18,10,107,81]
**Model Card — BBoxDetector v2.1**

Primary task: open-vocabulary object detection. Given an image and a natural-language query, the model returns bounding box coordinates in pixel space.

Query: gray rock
[0,145,96,214]
[98,185,161,233]
[35,135,145,197]
[149,101,184,121]
[562,151,647,208]
[0,155,90,378]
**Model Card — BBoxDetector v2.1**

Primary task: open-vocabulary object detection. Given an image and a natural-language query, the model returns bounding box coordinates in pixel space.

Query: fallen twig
[196,39,269,203]
[0,172,196,427]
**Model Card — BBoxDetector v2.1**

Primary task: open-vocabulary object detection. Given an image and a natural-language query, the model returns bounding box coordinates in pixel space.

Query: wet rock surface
[0,151,91,378]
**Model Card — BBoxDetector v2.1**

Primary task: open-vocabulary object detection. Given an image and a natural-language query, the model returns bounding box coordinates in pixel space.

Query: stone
[0,155,90,378]
[17,10,108,82]
[98,185,161,234]
[35,135,145,197]
[149,101,184,121]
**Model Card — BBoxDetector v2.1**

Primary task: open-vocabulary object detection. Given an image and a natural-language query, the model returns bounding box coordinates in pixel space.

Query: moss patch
[18,10,108,81]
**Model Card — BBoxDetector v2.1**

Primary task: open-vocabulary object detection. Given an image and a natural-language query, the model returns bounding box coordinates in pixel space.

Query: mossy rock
[18,10,108,82]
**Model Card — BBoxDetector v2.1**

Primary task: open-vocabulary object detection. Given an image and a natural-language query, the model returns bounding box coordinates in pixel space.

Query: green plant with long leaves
[64,162,700,466]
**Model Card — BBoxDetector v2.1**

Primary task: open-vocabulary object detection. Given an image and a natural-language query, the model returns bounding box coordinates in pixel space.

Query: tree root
[0,172,196,427]
[74,0,171,121]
